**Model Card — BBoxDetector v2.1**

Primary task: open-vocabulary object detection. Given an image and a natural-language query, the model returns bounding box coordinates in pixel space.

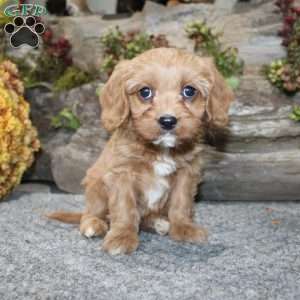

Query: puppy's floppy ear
[99,60,131,133]
[205,58,235,128]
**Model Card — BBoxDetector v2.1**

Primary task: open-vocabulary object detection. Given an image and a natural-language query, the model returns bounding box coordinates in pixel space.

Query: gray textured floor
[1,190,300,300]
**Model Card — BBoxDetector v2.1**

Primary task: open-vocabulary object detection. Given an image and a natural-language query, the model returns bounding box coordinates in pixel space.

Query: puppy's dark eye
[138,87,153,101]
[182,86,197,99]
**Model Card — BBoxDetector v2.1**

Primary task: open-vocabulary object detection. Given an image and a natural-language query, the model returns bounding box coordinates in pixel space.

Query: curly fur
[48,48,234,255]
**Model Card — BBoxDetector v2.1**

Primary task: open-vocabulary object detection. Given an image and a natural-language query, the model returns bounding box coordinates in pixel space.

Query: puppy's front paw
[170,222,208,244]
[102,228,139,255]
[80,217,108,238]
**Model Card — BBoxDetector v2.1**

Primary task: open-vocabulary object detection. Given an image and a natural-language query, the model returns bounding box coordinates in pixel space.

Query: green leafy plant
[51,108,81,131]
[53,66,94,92]
[185,21,244,89]
[289,105,300,121]
[100,27,169,75]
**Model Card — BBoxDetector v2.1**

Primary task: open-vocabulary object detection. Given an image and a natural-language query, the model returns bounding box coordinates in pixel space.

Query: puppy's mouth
[152,132,177,148]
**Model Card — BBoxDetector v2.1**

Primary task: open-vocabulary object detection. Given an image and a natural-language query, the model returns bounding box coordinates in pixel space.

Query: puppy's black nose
[158,115,177,130]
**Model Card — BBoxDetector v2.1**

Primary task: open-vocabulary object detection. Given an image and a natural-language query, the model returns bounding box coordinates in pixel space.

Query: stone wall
[24,0,300,200]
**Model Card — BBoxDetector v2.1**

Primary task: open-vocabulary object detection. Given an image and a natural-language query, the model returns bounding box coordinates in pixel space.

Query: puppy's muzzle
[158,115,177,131]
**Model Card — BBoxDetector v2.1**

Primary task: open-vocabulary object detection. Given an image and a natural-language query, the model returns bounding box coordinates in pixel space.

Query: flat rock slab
[1,192,300,299]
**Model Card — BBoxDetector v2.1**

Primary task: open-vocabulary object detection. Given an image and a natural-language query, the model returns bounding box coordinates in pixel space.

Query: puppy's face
[100,48,234,148]
[125,53,211,147]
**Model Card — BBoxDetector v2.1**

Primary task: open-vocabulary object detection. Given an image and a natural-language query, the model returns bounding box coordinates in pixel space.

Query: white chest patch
[153,156,177,176]
[146,155,177,209]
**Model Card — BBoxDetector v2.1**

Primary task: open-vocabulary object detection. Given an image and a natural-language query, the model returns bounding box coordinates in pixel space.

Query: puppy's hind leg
[80,180,109,238]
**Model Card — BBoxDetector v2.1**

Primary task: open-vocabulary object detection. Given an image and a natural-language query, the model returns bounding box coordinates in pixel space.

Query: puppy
[48,48,234,255]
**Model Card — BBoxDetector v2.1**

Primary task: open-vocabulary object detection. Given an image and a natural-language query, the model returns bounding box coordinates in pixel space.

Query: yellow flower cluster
[0,60,40,199]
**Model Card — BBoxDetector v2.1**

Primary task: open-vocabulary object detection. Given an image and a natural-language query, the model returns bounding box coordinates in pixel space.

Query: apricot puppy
[48,48,234,255]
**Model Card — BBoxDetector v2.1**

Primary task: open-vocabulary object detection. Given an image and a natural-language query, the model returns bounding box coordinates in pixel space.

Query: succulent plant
[275,0,299,34]
[0,60,40,199]
[12,26,93,91]
[266,59,285,87]
[266,1,300,94]
[185,20,244,89]
[100,27,170,75]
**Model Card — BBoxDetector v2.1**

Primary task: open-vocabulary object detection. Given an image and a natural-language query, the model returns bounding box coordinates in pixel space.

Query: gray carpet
[1,190,300,300]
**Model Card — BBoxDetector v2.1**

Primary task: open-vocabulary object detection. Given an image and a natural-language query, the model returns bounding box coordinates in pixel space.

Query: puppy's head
[100,48,234,148]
